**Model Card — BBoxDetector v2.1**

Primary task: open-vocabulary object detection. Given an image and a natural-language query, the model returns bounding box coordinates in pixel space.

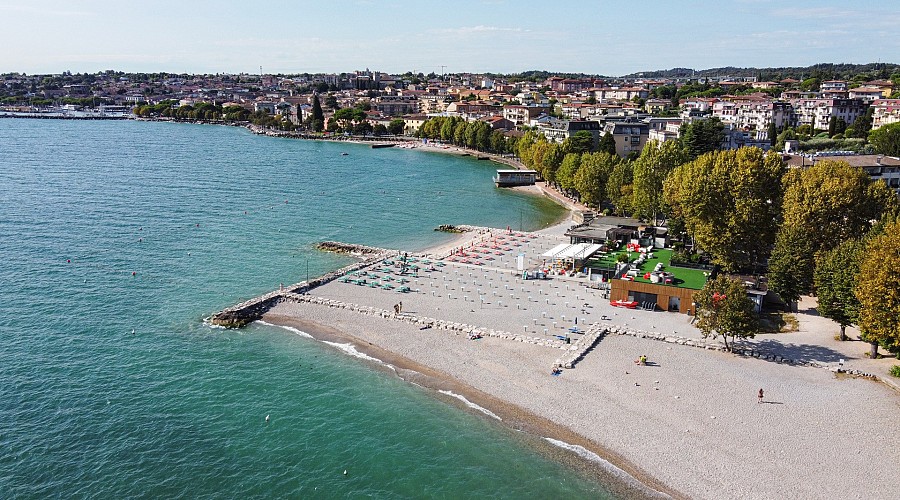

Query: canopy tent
[542,243,603,261]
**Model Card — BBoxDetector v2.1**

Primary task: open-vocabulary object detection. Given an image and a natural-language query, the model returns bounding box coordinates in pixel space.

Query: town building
[871,99,900,129]
[602,120,649,157]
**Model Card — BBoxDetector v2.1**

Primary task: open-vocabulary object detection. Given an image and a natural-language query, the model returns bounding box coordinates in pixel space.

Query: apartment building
[502,104,551,126]
[603,120,649,157]
[712,99,792,130]
[872,99,900,129]
[791,98,868,131]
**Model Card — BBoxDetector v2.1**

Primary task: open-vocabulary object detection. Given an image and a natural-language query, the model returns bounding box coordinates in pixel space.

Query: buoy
[131,329,135,335]
[67,259,70,263]
[343,470,347,475]
[131,271,136,276]
[265,415,270,423]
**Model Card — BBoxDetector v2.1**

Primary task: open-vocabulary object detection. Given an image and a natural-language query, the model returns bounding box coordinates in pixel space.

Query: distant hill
[621,63,899,81]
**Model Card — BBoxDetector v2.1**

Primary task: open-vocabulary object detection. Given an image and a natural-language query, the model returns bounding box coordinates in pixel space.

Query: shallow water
[0,119,619,498]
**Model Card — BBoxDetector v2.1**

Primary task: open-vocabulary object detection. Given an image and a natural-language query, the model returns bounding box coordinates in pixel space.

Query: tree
[681,117,726,160]
[767,224,815,311]
[664,148,785,272]
[311,94,324,126]
[631,140,686,224]
[768,122,777,148]
[575,152,617,208]
[846,108,874,139]
[489,130,507,154]
[828,116,839,137]
[606,159,634,216]
[599,131,617,155]
[333,107,357,130]
[388,118,405,135]
[556,153,581,194]
[855,219,900,358]
[815,239,863,341]
[868,122,900,156]
[540,143,565,185]
[782,160,890,257]
[565,130,594,154]
[693,275,758,352]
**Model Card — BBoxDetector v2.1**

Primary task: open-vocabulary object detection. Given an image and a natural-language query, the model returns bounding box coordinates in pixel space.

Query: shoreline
[259,313,676,500]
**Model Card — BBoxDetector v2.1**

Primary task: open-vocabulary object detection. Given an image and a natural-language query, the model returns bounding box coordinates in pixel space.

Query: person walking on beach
[398,301,403,313]
[758,388,764,404]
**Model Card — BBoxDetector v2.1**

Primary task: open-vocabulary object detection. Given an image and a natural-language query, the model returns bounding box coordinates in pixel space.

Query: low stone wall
[605,325,885,381]
[281,292,579,351]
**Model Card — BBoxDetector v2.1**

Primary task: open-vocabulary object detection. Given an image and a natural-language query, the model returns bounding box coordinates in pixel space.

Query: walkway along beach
[211,218,900,500]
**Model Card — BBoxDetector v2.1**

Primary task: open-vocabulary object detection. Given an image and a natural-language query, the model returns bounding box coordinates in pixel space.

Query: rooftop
[586,248,709,290]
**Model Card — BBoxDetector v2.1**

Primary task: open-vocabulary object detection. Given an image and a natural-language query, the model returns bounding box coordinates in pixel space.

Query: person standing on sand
[398,301,403,313]
[758,388,764,404]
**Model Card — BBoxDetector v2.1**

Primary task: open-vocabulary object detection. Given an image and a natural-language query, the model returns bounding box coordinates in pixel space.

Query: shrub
[890,365,900,378]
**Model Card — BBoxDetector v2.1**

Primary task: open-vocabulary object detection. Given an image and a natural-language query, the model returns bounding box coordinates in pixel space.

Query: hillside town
[2,68,899,149]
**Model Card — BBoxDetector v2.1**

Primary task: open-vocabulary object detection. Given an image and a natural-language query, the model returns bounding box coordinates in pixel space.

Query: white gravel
[262,224,900,499]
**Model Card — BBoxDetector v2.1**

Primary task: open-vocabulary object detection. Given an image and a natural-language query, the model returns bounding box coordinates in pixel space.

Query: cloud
[771,7,859,19]
[432,25,525,35]
[0,3,93,17]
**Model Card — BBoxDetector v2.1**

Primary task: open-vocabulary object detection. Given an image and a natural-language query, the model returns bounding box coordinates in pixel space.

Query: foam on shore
[438,390,502,420]
[544,438,669,498]
[257,320,313,339]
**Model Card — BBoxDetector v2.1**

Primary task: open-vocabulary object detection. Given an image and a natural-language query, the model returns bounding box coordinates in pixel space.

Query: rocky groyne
[209,242,393,328]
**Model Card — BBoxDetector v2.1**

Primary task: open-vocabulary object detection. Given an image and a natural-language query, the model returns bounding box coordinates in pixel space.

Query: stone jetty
[209,242,393,328]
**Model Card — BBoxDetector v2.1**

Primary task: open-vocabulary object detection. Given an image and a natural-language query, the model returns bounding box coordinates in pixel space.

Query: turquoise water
[0,119,613,498]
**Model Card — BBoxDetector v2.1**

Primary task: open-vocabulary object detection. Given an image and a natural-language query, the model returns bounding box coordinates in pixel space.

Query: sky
[1,0,898,76]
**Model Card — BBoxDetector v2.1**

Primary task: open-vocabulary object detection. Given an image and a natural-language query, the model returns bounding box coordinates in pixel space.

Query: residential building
[502,104,550,126]
[790,98,868,131]
[541,119,603,148]
[849,87,888,101]
[784,153,900,194]
[374,95,419,116]
[872,99,900,129]
[820,80,848,92]
[602,120,649,157]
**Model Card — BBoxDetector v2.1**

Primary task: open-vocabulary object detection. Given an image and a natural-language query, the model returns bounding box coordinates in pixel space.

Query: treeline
[515,119,726,217]
[520,130,900,356]
[414,116,518,154]
[132,101,299,129]
[624,62,900,82]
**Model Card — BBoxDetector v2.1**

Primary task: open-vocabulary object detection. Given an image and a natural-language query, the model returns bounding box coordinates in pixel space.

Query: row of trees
[512,128,899,356]
[683,161,899,357]
[415,116,517,154]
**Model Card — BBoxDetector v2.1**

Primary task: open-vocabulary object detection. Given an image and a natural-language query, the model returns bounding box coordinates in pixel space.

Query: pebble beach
[262,220,900,499]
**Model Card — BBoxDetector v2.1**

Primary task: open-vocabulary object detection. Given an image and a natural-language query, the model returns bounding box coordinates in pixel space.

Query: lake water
[0,119,618,498]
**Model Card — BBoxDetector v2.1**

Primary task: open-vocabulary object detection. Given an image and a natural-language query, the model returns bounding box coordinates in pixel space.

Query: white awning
[542,243,572,258]
[542,243,602,260]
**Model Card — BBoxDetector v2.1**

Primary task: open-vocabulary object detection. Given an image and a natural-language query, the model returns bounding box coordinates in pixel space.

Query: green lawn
[586,248,708,290]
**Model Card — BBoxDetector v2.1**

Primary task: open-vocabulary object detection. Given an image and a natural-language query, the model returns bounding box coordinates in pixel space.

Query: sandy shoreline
[254,223,900,500]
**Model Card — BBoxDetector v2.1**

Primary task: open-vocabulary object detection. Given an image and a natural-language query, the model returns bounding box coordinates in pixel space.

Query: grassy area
[586,248,708,290]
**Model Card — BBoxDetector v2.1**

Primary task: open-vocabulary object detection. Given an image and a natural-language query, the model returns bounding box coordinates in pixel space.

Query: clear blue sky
[2,0,897,76]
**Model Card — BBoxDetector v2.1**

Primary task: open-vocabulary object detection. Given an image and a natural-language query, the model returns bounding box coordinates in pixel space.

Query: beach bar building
[494,169,537,187]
